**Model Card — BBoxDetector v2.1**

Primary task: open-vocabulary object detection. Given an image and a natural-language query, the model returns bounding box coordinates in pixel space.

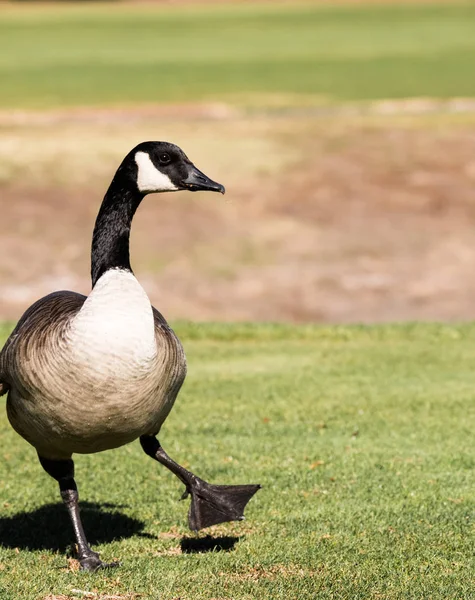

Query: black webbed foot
[79,550,120,572]
[39,456,120,570]
[184,477,261,531]
[140,436,261,531]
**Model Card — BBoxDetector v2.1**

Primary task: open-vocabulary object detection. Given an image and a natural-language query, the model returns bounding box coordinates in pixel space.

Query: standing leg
[38,455,118,572]
[140,435,260,531]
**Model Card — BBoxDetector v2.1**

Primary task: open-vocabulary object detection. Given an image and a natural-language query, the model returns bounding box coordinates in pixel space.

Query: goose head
[118,141,225,196]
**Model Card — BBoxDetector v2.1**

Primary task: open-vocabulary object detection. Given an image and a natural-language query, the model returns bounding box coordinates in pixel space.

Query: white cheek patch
[135,151,178,193]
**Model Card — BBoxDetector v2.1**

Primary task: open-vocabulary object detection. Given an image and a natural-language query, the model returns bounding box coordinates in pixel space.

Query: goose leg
[38,455,118,572]
[140,435,260,531]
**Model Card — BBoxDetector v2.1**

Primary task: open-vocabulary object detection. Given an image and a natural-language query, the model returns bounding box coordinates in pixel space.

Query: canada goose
[0,141,260,571]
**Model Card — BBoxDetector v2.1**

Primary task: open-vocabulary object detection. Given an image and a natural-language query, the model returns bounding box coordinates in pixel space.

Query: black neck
[91,179,144,287]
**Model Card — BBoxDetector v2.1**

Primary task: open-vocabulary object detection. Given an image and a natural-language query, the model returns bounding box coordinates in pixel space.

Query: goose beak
[182,165,225,194]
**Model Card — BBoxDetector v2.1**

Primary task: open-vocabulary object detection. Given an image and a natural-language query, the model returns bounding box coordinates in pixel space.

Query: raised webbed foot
[183,476,261,531]
[139,436,261,531]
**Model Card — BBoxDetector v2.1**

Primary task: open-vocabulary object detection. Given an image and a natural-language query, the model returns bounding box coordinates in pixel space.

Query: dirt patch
[2,109,475,323]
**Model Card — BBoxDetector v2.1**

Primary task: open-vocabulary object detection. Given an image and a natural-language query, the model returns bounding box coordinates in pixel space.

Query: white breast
[69,269,157,378]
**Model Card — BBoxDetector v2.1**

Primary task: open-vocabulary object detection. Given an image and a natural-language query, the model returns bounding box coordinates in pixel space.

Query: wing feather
[0,291,86,396]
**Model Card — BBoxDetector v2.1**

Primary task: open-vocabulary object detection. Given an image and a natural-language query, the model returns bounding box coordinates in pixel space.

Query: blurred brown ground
[1,103,475,323]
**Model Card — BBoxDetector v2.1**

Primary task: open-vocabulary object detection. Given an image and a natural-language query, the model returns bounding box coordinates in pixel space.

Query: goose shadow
[180,535,241,554]
[0,502,152,551]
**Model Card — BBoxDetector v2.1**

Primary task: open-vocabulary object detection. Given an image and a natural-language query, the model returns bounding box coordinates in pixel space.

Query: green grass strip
[1,3,475,108]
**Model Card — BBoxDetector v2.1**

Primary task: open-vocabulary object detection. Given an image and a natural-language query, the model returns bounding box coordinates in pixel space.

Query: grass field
[1,2,475,108]
[0,322,474,599]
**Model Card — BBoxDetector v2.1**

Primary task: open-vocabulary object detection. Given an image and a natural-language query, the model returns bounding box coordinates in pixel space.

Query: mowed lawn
[0,322,474,599]
[1,2,475,108]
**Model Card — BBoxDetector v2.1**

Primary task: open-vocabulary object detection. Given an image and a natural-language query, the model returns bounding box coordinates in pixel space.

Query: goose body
[5,270,186,459]
[0,141,260,571]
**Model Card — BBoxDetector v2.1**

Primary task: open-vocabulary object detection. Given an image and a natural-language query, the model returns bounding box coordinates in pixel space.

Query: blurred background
[1,0,475,323]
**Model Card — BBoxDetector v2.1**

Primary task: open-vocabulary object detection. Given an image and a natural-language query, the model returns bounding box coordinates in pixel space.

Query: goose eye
[159,153,171,165]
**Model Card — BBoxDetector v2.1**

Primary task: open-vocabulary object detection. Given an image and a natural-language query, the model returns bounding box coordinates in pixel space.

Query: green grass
[1,2,475,108]
[0,322,474,599]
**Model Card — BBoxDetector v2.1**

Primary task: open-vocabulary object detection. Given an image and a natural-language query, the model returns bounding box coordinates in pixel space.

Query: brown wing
[151,304,187,399]
[0,291,86,396]
[152,305,169,329]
